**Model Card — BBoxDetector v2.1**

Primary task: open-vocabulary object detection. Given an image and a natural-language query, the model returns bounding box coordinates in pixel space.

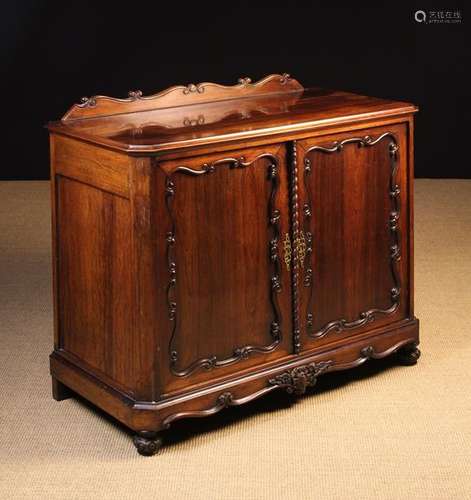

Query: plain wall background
[2,3,467,180]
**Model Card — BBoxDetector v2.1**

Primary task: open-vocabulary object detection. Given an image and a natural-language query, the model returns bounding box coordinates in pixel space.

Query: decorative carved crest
[162,359,333,429]
[268,360,333,395]
[62,73,303,121]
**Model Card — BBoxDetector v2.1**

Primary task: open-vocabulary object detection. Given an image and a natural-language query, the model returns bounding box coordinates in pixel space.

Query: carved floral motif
[268,360,333,395]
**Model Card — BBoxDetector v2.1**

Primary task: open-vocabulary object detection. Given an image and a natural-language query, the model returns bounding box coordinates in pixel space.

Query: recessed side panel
[56,176,137,394]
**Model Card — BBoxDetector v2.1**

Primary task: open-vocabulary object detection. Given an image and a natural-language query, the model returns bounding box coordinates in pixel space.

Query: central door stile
[290,140,301,354]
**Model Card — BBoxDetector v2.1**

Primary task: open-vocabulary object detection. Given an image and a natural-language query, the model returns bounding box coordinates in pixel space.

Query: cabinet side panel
[49,135,60,349]
[54,135,130,198]
[56,176,137,393]
[407,117,415,318]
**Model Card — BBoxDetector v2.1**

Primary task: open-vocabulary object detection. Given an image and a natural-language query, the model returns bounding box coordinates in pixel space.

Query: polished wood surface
[297,123,409,350]
[61,73,303,121]
[48,74,419,455]
[48,74,417,154]
[56,176,137,394]
[54,135,130,198]
[154,144,292,393]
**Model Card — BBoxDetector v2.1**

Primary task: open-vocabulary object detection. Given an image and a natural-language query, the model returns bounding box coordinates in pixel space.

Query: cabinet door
[156,144,292,393]
[297,124,410,351]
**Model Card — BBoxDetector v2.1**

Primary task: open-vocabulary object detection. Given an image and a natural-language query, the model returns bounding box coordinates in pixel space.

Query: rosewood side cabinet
[47,74,420,455]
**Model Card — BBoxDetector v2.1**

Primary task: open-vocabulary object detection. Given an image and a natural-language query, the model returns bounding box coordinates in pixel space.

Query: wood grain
[48,83,417,155]
[154,144,293,394]
[297,123,410,350]
[56,176,137,394]
[61,74,302,121]
[54,135,130,198]
[48,76,419,453]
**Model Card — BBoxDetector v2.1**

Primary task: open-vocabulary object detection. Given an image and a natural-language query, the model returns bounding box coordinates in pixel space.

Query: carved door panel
[297,123,410,351]
[156,144,292,394]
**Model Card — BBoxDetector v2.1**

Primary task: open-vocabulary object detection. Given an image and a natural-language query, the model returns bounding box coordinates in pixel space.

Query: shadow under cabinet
[47,73,420,455]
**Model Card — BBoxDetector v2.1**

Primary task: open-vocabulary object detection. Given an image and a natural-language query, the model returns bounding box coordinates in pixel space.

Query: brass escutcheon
[296,230,307,268]
[283,233,292,271]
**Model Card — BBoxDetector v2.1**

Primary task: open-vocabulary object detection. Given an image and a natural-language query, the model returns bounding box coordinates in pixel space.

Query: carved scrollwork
[328,338,419,372]
[183,115,205,127]
[237,77,252,85]
[279,73,291,84]
[302,156,314,293]
[359,341,419,363]
[63,74,303,121]
[159,333,419,431]
[128,90,143,100]
[162,359,333,429]
[165,153,283,377]
[161,387,279,429]
[303,132,402,339]
[268,360,332,395]
[78,96,97,108]
[270,321,280,339]
[183,83,205,95]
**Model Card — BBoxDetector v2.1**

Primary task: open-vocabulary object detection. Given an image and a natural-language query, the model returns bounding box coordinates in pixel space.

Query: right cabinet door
[297,123,411,350]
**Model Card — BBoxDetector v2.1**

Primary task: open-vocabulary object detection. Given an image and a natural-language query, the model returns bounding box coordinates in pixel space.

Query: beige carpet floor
[0,180,470,500]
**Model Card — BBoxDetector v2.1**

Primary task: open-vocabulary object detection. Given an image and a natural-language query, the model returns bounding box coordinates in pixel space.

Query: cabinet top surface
[48,74,417,154]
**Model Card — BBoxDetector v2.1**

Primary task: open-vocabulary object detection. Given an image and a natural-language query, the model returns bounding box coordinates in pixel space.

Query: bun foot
[133,431,163,456]
[52,377,72,401]
[397,344,421,366]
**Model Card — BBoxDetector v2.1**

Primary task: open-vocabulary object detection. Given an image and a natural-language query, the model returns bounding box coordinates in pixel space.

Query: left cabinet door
[155,144,292,394]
